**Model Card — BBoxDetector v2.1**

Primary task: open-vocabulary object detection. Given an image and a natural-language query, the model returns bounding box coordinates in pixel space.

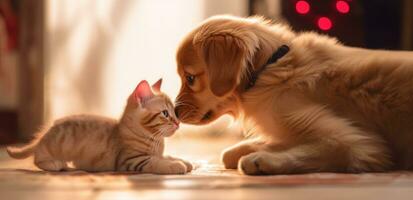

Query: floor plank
[1,137,413,200]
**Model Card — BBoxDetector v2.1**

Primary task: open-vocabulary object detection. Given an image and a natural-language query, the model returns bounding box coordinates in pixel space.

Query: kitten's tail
[7,128,47,159]
[7,141,38,159]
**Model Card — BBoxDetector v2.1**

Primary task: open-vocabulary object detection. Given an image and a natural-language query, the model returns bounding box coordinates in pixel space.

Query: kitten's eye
[161,110,169,118]
[186,75,195,86]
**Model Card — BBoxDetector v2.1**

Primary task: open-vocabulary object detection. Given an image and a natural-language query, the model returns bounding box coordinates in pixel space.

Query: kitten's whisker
[175,103,198,110]
[174,102,195,107]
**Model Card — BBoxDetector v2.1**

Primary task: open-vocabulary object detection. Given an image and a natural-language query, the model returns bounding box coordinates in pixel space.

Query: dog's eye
[161,110,169,118]
[186,75,195,86]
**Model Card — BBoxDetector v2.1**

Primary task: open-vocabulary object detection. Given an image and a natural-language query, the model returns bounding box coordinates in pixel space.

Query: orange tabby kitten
[7,79,192,174]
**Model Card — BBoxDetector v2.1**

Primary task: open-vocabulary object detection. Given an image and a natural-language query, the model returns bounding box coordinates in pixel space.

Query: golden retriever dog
[174,15,413,175]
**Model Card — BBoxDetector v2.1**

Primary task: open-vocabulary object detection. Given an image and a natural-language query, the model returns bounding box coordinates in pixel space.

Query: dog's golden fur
[174,15,413,175]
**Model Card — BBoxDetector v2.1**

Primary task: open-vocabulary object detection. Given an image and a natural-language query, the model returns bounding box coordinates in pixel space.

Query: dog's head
[174,16,288,125]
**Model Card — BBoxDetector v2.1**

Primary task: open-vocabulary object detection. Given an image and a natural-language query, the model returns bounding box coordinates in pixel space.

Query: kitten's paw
[164,156,193,172]
[166,161,187,174]
[35,160,67,172]
[181,159,193,172]
[238,152,280,175]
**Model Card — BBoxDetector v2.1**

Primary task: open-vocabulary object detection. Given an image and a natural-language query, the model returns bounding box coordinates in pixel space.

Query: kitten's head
[124,79,180,137]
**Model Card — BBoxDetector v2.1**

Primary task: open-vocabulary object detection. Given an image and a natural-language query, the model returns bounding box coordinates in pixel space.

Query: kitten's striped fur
[7,80,192,174]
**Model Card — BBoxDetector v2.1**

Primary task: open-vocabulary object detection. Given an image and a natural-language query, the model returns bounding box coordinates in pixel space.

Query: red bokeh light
[336,0,350,14]
[317,17,333,31]
[295,1,310,14]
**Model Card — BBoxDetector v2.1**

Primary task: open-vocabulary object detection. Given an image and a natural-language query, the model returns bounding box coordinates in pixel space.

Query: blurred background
[1,0,413,162]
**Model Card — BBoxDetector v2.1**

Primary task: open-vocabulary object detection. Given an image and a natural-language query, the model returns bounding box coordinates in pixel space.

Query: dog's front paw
[238,152,282,175]
[221,143,257,169]
[221,148,242,169]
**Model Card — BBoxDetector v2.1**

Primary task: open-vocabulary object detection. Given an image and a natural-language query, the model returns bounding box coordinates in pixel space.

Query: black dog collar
[245,45,290,91]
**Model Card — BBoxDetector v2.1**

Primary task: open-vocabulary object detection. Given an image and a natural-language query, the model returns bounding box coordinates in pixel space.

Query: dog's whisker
[181,110,200,122]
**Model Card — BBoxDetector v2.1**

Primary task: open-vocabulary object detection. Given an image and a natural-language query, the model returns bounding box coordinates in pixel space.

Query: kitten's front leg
[221,138,265,169]
[118,154,188,174]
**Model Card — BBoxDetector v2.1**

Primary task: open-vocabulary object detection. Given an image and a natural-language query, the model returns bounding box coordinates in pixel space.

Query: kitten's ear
[133,80,154,103]
[152,78,162,92]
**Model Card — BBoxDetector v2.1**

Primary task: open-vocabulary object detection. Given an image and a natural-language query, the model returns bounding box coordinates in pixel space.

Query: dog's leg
[238,142,335,175]
[239,138,390,175]
[221,138,265,169]
[239,106,392,175]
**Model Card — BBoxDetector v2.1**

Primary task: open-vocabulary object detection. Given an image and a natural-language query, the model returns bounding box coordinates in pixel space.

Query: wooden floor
[1,136,413,200]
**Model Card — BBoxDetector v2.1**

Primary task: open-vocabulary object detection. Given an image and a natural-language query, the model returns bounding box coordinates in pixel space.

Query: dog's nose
[174,107,180,118]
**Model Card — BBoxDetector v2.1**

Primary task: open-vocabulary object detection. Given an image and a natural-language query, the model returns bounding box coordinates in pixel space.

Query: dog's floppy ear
[196,34,253,97]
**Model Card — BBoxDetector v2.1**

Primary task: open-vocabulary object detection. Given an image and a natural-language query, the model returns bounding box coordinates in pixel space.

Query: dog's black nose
[174,107,180,118]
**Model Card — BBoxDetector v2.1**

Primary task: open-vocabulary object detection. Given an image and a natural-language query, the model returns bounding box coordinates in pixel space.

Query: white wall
[45,0,247,127]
